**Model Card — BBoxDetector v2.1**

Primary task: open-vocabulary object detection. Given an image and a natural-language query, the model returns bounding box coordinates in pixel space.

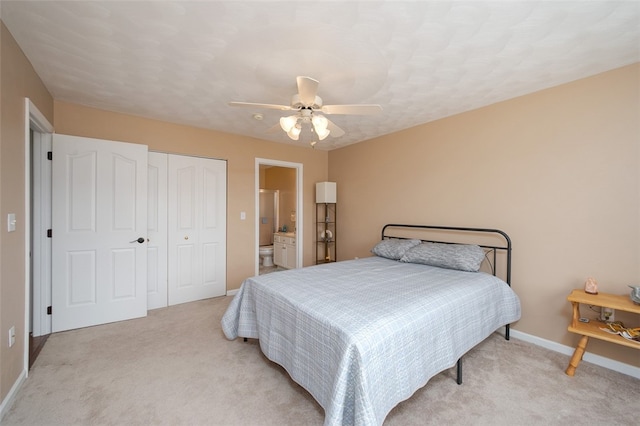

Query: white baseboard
[0,368,27,422]
[226,289,239,296]
[510,329,640,379]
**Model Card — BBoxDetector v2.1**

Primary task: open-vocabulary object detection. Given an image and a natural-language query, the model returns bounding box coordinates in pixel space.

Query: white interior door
[52,134,148,332]
[168,155,226,305]
[147,152,168,310]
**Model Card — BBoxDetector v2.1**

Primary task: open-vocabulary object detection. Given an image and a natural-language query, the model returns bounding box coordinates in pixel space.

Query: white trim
[31,131,53,337]
[24,98,54,378]
[226,289,239,297]
[27,99,54,133]
[510,329,640,379]
[0,370,27,422]
[254,158,303,276]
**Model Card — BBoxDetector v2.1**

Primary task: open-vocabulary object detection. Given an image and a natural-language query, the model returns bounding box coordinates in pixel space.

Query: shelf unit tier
[567,323,639,349]
[316,202,336,264]
[567,289,640,350]
[567,289,640,313]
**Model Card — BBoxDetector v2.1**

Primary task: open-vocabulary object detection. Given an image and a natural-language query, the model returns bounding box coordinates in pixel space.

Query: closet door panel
[147,152,168,309]
[168,155,226,305]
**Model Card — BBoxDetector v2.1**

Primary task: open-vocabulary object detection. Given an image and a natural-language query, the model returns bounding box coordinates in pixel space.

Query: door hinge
[47,151,52,161]
[47,229,52,238]
[47,306,52,315]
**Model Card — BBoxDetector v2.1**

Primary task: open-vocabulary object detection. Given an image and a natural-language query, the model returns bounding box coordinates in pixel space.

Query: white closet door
[147,152,168,309]
[168,155,227,305]
[52,134,148,332]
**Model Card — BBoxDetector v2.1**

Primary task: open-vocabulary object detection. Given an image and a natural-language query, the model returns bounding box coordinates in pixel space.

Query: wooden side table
[565,289,640,376]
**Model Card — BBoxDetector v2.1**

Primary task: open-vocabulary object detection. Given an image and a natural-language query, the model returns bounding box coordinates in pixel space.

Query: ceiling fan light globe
[287,125,301,140]
[280,116,297,132]
[316,127,330,140]
[312,115,328,132]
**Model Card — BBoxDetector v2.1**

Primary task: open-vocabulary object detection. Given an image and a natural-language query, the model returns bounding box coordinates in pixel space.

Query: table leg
[565,335,589,376]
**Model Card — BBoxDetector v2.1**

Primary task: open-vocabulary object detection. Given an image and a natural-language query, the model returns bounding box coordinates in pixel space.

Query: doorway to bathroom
[255,158,303,276]
[258,189,279,274]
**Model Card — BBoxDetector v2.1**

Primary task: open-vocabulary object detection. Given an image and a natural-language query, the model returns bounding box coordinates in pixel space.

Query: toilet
[259,245,274,267]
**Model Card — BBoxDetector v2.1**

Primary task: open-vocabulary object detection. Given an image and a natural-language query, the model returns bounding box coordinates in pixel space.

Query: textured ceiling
[2,1,639,150]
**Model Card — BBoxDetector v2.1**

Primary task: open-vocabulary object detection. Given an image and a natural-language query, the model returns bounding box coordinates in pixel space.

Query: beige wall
[1,16,638,409]
[329,63,640,367]
[53,101,329,288]
[0,22,54,403]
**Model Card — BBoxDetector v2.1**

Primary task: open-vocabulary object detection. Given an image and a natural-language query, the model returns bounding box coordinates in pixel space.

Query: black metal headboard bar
[381,224,512,286]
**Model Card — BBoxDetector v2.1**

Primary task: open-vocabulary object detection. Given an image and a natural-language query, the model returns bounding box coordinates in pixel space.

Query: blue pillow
[400,242,485,272]
[371,238,421,260]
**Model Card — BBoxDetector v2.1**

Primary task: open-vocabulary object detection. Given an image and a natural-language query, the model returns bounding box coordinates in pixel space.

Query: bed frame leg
[243,338,247,342]
[456,358,462,385]
[505,324,510,340]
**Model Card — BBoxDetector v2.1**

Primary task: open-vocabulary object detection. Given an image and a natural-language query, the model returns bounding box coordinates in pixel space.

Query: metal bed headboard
[381,224,512,287]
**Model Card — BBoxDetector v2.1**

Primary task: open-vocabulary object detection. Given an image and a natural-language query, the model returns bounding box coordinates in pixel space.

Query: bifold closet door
[168,155,227,305]
[147,152,168,309]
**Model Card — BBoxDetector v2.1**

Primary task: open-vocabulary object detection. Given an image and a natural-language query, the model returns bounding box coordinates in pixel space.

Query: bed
[221,224,521,426]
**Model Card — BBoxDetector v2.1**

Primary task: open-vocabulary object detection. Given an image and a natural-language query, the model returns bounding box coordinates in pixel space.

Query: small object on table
[584,277,598,294]
[629,285,640,305]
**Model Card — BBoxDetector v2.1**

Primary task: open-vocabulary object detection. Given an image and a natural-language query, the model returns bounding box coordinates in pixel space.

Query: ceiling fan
[229,76,382,144]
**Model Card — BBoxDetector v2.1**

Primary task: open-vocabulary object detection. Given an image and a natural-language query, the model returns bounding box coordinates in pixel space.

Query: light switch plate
[8,326,15,347]
[7,213,16,232]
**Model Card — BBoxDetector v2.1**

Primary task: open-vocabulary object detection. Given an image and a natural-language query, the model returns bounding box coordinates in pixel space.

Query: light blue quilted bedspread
[221,257,521,426]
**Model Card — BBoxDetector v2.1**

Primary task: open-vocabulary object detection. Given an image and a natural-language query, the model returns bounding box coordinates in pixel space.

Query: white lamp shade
[315,126,330,140]
[316,182,337,203]
[312,115,328,131]
[287,125,301,140]
[280,115,298,132]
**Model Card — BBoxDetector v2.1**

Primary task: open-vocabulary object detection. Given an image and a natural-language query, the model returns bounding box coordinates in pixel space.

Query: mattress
[222,256,521,426]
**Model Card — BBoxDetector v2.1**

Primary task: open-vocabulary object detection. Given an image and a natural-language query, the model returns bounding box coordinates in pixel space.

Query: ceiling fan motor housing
[291,94,323,110]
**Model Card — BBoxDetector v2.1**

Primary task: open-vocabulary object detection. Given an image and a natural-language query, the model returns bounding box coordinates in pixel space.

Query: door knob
[130,237,145,244]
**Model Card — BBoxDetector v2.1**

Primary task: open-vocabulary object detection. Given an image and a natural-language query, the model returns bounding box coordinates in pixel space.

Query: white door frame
[255,158,303,276]
[31,127,52,337]
[24,98,54,375]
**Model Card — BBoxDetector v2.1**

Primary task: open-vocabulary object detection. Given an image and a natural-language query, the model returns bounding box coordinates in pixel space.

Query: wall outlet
[8,326,16,347]
[600,307,615,323]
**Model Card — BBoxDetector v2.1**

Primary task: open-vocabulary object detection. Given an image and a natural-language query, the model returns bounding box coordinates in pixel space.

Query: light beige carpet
[3,296,638,425]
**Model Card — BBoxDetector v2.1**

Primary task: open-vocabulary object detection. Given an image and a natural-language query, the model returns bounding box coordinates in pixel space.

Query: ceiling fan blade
[326,118,345,138]
[296,76,319,107]
[321,104,382,115]
[266,123,281,134]
[228,101,293,111]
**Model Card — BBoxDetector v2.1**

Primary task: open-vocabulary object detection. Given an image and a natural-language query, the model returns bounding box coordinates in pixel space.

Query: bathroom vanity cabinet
[274,233,297,269]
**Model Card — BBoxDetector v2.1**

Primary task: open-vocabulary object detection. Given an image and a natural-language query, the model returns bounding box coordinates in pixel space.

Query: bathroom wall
[258,190,278,246]
[264,166,297,233]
